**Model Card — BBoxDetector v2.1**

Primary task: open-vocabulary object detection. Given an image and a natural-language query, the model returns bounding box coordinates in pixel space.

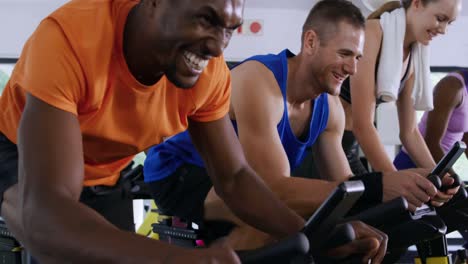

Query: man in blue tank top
[144,0,455,252]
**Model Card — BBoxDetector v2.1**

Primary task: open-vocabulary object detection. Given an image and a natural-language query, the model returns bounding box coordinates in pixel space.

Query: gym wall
[2,0,467,66]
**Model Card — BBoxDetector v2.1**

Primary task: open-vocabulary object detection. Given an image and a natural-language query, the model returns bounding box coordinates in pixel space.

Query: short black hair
[302,0,365,44]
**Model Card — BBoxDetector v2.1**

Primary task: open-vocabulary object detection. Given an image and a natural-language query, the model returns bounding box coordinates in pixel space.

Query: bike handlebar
[344,197,409,230]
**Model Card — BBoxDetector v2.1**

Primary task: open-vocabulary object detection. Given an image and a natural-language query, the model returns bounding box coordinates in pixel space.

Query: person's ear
[303,30,319,55]
[412,0,422,9]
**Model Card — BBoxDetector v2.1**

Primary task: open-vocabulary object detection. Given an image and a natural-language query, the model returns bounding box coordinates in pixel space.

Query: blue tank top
[144,49,329,182]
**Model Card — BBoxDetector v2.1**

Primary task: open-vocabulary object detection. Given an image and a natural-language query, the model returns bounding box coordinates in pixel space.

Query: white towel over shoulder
[377,8,433,111]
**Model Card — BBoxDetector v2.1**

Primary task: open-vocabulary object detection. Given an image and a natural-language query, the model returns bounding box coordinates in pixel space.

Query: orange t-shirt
[0,0,231,186]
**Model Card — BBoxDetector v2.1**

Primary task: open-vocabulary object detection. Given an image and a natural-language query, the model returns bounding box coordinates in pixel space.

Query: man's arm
[11,94,237,263]
[233,61,337,217]
[313,95,353,181]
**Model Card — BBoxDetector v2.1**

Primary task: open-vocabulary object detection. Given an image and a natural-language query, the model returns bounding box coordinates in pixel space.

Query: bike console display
[302,180,365,250]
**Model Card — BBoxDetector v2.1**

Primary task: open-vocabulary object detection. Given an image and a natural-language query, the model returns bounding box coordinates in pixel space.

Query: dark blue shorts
[393,150,417,170]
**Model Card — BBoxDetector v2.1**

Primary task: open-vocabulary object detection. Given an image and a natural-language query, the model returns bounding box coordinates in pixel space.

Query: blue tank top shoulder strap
[234,49,292,99]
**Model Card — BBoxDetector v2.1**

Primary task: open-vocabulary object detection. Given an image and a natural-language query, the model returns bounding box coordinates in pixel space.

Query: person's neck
[286,54,321,106]
[123,4,164,86]
[403,14,417,56]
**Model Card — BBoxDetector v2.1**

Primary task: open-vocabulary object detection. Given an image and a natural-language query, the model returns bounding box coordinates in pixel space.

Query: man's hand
[430,174,459,207]
[327,221,387,264]
[382,168,437,212]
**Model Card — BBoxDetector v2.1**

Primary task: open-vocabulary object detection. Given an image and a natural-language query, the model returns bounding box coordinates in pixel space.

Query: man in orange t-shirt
[0,0,305,262]
[0,0,387,263]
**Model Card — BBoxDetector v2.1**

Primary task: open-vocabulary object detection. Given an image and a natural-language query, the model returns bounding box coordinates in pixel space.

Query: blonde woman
[340,0,461,179]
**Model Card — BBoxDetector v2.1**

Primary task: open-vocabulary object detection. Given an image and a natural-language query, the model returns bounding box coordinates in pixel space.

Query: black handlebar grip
[322,223,355,249]
[440,173,461,192]
[314,224,366,264]
[457,185,468,200]
[427,174,442,190]
[452,173,461,187]
[236,233,309,264]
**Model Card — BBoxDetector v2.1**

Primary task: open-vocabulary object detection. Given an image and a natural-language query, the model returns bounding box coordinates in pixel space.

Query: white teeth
[333,73,344,81]
[183,51,209,71]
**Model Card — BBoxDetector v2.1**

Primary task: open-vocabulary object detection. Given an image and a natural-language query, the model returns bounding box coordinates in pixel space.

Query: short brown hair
[302,0,365,44]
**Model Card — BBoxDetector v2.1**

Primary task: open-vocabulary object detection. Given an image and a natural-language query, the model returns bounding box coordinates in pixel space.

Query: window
[0,58,16,95]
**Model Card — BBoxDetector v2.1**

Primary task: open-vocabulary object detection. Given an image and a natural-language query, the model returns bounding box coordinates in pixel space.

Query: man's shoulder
[232,51,284,80]
[233,60,279,94]
[239,52,284,72]
[46,0,122,50]
[35,0,131,75]
[49,0,115,25]
[231,60,283,116]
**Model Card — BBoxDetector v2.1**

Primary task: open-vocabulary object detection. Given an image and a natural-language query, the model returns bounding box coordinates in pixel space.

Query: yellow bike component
[136,201,160,240]
[414,255,452,264]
